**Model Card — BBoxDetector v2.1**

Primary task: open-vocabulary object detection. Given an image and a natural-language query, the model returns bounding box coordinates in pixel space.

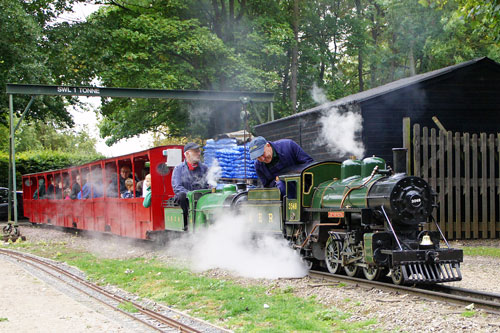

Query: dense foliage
[0,150,104,187]
[1,0,499,144]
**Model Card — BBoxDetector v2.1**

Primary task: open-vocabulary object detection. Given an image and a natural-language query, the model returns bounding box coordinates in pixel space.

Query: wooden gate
[412,124,500,239]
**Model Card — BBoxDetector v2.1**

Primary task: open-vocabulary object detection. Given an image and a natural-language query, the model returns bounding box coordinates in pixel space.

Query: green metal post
[269,102,274,121]
[7,97,12,223]
[9,94,18,224]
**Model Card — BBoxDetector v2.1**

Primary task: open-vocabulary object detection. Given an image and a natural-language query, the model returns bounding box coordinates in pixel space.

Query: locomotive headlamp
[420,234,433,246]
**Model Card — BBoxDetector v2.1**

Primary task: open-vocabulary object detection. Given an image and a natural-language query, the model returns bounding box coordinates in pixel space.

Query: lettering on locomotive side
[258,212,263,224]
[268,213,273,223]
[328,211,344,218]
[288,202,298,210]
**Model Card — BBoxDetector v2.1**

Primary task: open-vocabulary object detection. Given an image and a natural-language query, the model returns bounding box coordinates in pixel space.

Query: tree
[0,0,80,128]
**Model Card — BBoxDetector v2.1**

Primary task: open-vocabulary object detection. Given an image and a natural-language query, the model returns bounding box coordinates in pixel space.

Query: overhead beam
[6,84,274,103]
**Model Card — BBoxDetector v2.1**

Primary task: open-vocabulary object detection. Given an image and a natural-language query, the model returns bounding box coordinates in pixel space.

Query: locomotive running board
[401,262,462,284]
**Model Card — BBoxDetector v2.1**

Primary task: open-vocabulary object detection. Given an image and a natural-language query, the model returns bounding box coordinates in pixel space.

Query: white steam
[205,159,222,187]
[166,211,308,279]
[311,83,365,159]
[311,83,329,105]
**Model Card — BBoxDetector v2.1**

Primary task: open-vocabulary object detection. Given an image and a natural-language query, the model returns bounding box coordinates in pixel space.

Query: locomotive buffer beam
[384,249,463,284]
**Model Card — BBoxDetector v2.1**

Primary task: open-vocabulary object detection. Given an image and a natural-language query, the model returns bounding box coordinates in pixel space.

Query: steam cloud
[205,159,222,187]
[166,210,309,279]
[311,84,365,159]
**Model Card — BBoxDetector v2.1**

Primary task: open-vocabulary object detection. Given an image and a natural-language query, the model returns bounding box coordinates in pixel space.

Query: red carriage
[22,145,183,240]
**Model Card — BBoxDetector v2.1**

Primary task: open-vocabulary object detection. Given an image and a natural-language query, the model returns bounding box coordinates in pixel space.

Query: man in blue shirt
[249,136,314,195]
[172,142,209,230]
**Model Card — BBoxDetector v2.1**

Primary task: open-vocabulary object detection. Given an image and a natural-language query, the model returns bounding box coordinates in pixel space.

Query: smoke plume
[311,84,365,159]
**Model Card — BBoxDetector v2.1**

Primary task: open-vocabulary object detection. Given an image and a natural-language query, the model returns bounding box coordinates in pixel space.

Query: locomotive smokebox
[392,148,408,174]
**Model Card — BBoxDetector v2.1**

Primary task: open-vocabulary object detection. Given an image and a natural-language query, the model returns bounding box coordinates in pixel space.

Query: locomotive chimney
[392,148,408,174]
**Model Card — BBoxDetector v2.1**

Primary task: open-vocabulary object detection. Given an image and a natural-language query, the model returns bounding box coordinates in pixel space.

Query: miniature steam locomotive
[164,148,463,285]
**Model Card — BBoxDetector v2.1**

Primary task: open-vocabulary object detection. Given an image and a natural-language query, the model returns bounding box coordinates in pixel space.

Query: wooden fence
[412,124,500,239]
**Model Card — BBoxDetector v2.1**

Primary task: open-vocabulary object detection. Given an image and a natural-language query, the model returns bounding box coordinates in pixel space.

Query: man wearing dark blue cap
[172,142,209,230]
[249,136,314,194]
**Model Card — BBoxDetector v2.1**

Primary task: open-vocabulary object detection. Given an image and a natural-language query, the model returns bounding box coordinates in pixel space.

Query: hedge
[0,150,105,188]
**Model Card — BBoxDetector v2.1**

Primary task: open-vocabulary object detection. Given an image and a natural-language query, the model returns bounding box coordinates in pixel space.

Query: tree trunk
[409,41,416,76]
[290,0,299,113]
[355,0,364,92]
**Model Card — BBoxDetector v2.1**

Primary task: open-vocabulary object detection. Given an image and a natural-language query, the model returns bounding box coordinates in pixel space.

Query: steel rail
[309,270,500,315]
[0,249,202,332]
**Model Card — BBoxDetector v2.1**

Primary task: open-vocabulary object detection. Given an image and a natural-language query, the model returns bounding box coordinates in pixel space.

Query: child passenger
[63,188,71,200]
[143,174,152,208]
[121,179,135,199]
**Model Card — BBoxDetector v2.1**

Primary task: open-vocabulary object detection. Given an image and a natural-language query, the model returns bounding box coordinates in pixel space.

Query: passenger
[249,136,314,195]
[77,174,91,199]
[121,179,136,198]
[36,179,46,199]
[55,179,64,199]
[63,188,71,200]
[47,178,56,198]
[143,174,152,208]
[142,174,151,198]
[136,180,144,197]
[70,174,82,200]
[107,166,133,197]
[172,143,209,230]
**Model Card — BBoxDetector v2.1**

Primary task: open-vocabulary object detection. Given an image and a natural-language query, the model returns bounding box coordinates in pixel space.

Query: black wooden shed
[254,57,500,164]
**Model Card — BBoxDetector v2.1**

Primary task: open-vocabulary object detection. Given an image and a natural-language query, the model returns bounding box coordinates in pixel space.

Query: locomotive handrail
[340,166,379,208]
[294,221,342,249]
[430,215,450,248]
[380,205,403,251]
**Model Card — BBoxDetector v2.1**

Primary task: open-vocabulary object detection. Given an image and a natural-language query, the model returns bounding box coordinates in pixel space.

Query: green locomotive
[163,149,463,285]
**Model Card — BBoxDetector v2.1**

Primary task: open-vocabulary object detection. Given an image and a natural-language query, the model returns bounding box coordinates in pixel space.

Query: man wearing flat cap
[172,142,209,230]
[249,136,314,195]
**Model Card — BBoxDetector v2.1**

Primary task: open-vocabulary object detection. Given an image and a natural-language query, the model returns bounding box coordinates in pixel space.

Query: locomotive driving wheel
[363,266,386,281]
[325,233,342,274]
[390,265,405,285]
[343,244,360,277]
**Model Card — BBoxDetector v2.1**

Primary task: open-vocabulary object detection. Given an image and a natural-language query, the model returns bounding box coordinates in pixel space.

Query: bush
[0,150,105,188]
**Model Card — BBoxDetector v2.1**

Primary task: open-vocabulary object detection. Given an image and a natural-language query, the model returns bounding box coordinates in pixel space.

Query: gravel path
[4,223,500,332]
[0,256,149,332]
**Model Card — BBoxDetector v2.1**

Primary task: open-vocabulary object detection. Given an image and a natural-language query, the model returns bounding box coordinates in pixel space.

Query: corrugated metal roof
[258,57,498,126]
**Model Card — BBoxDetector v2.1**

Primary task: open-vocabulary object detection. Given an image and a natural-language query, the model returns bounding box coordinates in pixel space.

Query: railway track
[0,248,228,333]
[309,270,500,315]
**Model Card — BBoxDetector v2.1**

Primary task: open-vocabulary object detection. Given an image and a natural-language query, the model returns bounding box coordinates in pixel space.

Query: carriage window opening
[133,155,150,198]
[35,177,46,199]
[70,170,82,200]
[287,181,297,200]
[104,163,117,197]
[79,168,91,200]
[61,172,70,200]
[29,177,37,199]
[47,175,55,199]
[91,165,104,198]
[303,173,313,194]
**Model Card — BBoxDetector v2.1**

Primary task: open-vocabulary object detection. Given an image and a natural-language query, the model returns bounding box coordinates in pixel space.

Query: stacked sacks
[203,138,257,179]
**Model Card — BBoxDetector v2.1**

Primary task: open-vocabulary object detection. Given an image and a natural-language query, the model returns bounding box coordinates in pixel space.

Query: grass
[0,318,8,322]
[462,246,500,258]
[461,310,476,318]
[4,239,379,332]
[118,301,139,313]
